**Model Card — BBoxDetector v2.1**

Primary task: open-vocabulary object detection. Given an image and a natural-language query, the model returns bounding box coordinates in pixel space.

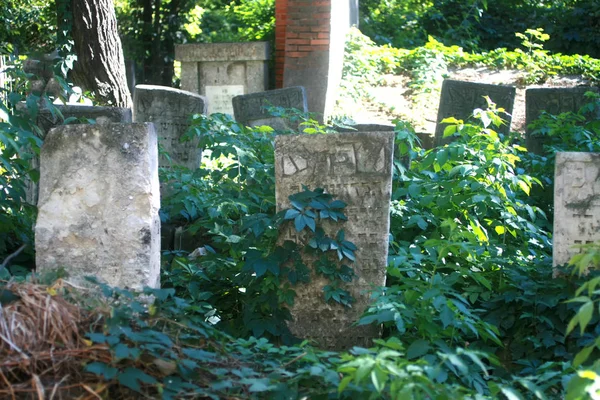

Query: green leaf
[578,301,594,334]
[117,367,157,393]
[86,362,118,380]
[284,209,300,220]
[406,340,430,359]
[573,345,594,367]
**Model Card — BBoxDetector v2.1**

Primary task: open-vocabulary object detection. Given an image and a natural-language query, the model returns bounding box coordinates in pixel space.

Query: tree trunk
[70,0,132,108]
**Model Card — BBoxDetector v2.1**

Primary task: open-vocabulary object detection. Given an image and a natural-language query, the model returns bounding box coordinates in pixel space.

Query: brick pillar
[279,0,349,121]
[275,0,288,89]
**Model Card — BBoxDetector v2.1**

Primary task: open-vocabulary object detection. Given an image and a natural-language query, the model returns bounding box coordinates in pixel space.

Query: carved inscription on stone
[553,152,600,268]
[205,85,245,115]
[526,87,599,154]
[275,132,394,350]
[133,85,206,170]
[435,79,516,146]
[232,86,307,129]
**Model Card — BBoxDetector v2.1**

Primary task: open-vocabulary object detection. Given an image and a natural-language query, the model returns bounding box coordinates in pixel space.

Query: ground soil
[346,68,591,137]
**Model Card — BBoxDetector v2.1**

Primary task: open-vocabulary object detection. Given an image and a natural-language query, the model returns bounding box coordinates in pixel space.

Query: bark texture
[71,0,132,108]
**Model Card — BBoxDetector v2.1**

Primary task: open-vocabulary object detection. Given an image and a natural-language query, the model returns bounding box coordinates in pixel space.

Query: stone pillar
[279,0,350,121]
[175,42,270,115]
[35,123,161,290]
[275,131,394,350]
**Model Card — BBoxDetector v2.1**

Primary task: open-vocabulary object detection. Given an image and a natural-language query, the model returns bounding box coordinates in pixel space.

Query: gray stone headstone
[175,42,270,115]
[435,79,516,146]
[232,86,307,130]
[553,152,600,269]
[133,84,206,169]
[25,104,132,205]
[35,123,161,290]
[275,132,394,350]
[526,87,599,154]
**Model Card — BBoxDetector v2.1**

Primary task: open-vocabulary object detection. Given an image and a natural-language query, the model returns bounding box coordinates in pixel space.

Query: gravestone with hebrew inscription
[175,42,269,115]
[232,86,307,130]
[553,152,600,269]
[35,123,161,290]
[275,132,394,350]
[133,85,206,169]
[526,87,599,154]
[435,79,516,146]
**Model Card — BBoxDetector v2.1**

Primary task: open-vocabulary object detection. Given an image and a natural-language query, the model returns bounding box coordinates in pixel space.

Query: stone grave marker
[553,152,600,269]
[232,86,307,130]
[133,84,207,169]
[175,42,269,115]
[435,79,516,146]
[275,132,394,350]
[26,105,132,205]
[526,87,599,154]
[35,123,161,290]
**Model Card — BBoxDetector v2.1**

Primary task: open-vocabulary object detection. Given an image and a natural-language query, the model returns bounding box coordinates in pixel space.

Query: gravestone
[526,87,599,154]
[435,79,516,146]
[175,42,270,115]
[133,84,206,169]
[26,105,132,205]
[232,86,307,129]
[35,123,161,290]
[553,152,600,269]
[275,132,394,350]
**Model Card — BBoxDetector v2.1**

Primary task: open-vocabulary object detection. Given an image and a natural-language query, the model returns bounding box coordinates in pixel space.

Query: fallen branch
[0,244,26,271]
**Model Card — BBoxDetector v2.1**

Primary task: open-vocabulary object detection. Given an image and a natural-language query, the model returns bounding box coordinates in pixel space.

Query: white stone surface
[553,152,600,268]
[35,123,160,290]
[205,85,245,115]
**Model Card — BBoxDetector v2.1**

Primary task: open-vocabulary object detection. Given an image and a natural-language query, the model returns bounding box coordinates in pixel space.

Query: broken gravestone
[275,132,394,350]
[175,42,270,115]
[133,84,207,169]
[553,152,600,269]
[232,86,307,130]
[526,87,599,154]
[35,123,161,290]
[435,79,516,146]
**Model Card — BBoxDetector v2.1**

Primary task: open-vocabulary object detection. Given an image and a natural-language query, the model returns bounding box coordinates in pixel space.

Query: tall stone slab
[435,79,516,146]
[133,85,206,169]
[232,86,307,129]
[175,42,270,115]
[277,0,350,121]
[25,105,132,205]
[553,152,600,269]
[526,87,599,154]
[275,132,394,350]
[35,123,161,290]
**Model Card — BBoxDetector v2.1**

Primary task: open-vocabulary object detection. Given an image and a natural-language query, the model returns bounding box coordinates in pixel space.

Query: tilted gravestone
[35,123,161,290]
[553,152,600,269]
[526,87,599,154]
[275,132,394,350]
[26,105,132,205]
[133,84,207,169]
[232,86,307,130]
[435,79,516,146]
[175,42,269,115]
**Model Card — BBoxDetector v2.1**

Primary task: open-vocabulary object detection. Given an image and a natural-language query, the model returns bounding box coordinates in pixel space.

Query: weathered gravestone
[232,86,307,129]
[275,132,394,350]
[435,79,516,146]
[175,42,270,115]
[35,123,161,290]
[26,105,132,205]
[526,87,599,154]
[553,152,600,269]
[133,84,206,169]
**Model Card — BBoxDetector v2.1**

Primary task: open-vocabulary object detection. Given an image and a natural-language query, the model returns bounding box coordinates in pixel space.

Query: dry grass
[0,279,110,399]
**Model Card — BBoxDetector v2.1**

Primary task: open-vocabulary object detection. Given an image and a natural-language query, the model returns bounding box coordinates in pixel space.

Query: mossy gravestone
[435,79,516,146]
[232,86,307,130]
[553,152,600,269]
[35,123,160,290]
[275,132,394,350]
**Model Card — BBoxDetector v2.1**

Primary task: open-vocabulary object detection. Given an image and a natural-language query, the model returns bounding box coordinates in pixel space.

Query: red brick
[287,52,309,58]
[310,39,329,45]
[287,39,310,45]
[317,32,329,39]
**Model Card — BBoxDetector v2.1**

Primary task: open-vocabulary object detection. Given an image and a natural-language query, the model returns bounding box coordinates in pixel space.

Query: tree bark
[70,0,132,108]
